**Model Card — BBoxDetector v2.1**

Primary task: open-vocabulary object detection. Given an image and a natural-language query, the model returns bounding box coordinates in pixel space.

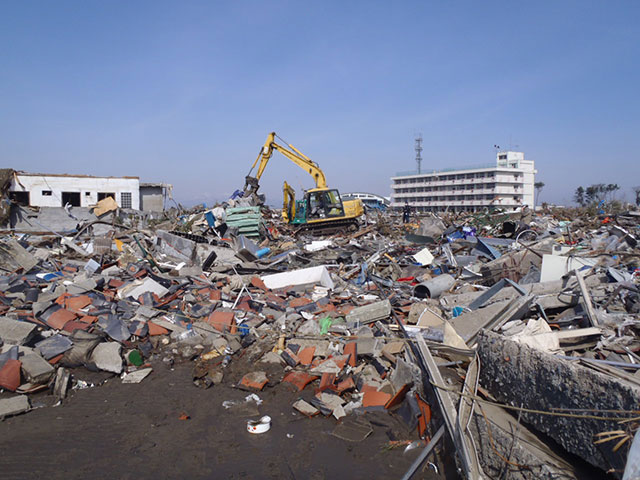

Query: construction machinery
[243,132,363,232]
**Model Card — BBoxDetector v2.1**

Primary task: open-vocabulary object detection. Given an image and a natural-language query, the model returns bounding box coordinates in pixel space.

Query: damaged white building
[8,172,171,212]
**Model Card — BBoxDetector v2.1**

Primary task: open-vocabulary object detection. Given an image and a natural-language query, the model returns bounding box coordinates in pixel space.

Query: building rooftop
[16,171,139,180]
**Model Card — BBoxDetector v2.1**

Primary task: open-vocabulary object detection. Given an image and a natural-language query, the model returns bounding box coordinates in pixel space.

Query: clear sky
[2,1,639,207]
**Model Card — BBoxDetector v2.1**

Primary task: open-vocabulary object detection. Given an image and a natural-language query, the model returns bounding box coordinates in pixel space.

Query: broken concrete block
[0,238,38,272]
[469,402,584,479]
[53,367,70,401]
[122,368,153,384]
[477,330,639,475]
[0,395,30,417]
[259,351,284,365]
[354,326,376,356]
[20,353,55,384]
[90,342,123,374]
[293,399,319,416]
[156,230,197,264]
[390,358,414,391]
[0,317,37,345]
[65,276,98,295]
[346,300,391,327]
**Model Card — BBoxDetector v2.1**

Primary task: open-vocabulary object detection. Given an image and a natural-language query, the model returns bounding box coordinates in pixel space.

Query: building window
[499,154,507,160]
[98,192,115,201]
[61,192,81,207]
[85,192,91,196]
[121,192,132,209]
[42,190,52,196]
[9,191,30,206]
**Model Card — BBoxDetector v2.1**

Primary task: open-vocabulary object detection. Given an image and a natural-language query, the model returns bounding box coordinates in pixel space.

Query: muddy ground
[0,360,451,479]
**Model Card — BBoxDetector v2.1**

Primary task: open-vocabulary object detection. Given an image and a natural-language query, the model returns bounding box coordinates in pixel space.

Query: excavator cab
[306,189,345,220]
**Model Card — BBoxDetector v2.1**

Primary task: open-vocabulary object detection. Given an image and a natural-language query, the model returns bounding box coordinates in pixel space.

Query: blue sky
[2,1,639,206]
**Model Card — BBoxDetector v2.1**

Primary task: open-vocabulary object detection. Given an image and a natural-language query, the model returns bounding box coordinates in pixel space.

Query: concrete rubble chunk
[346,299,391,327]
[0,238,38,272]
[20,353,55,384]
[156,230,197,264]
[90,342,123,374]
[0,317,37,345]
[477,330,639,475]
[293,399,318,416]
[122,368,153,384]
[0,395,30,417]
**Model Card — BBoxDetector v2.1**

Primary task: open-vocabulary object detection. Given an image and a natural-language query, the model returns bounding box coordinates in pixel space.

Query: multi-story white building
[390,151,536,213]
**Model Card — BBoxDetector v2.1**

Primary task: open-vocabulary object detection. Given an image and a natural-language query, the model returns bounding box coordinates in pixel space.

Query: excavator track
[293,218,359,236]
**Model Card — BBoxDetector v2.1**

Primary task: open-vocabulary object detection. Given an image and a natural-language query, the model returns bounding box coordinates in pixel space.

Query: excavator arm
[282,181,296,223]
[244,132,327,195]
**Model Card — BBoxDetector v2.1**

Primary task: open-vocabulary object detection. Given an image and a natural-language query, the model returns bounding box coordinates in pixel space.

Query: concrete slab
[346,299,391,327]
[477,330,639,476]
[122,368,153,384]
[0,238,37,272]
[156,230,197,264]
[0,317,37,345]
[90,342,123,374]
[470,402,582,479]
[20,353,55,384]
[0,395,30,417]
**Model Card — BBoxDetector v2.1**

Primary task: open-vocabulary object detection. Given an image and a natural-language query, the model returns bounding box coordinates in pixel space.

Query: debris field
[1,199,640,479]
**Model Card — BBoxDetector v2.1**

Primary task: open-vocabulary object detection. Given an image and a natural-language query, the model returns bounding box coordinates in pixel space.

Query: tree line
[573,183,640,207]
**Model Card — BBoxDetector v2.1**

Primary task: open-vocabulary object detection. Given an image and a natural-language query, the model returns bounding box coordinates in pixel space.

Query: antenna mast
[415,133,423,173]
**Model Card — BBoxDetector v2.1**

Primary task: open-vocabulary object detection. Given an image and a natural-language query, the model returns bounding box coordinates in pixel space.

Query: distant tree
[574,186,586,207]
[585,184,607,205]
[605,183,620,202]
[634,186,640,207]
[534,181,545,207]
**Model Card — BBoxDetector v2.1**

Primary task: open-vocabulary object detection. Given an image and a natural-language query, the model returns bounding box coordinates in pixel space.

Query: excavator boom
[245,132,327,193]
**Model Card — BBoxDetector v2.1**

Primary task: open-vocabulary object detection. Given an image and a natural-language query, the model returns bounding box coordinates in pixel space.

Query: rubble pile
[1,204,640,479]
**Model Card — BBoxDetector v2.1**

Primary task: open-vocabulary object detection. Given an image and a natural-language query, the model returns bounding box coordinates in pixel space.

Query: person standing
[403,202,411,223]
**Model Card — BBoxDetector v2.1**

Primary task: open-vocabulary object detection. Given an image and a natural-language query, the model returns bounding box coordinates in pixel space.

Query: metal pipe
[401,425,445,480]
[413,274,455,299]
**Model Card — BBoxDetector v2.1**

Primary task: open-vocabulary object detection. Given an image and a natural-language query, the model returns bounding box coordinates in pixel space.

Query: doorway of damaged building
[9,191,29,206]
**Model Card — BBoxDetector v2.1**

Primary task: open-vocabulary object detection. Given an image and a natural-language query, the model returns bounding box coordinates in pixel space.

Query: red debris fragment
[282,371,318,391]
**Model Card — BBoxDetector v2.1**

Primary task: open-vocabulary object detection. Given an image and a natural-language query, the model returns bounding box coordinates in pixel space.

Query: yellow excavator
[243,132,363,232]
